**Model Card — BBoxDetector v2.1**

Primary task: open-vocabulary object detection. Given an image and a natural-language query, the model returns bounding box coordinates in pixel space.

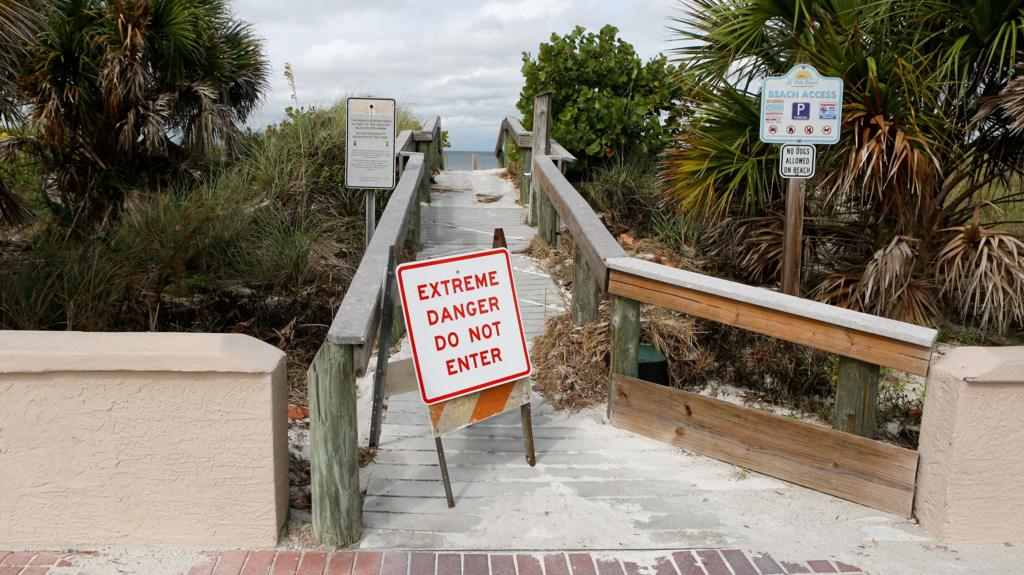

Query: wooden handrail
[395,129,414,154]
[605,257,937,376]
[327,153,426,367]
[414,116,440,142]
[309,115,441,547]
[532,155,625,290]
[326,116,440,367]
[495,116,576,162]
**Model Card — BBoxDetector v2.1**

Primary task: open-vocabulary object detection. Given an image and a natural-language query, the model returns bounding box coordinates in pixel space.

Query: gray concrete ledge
[0,331,285,374]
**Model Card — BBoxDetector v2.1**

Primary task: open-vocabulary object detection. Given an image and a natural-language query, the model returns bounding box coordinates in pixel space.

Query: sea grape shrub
[518,25,681,175]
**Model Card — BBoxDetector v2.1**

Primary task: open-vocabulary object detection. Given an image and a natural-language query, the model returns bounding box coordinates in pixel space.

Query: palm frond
[936,212,1024,332]
[814,235,937,325]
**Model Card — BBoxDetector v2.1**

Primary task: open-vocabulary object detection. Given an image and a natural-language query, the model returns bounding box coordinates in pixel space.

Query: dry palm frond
[813,272,862,312]
[855,235,937,325]
[823,112,939,222]
[735,215,784,282]
[815,235,937,326]
[703,215,783,283]
[936,211,1024,333]
[0,175,30,225]
[705,213,822,286]
[974,76,1024,134]
[856,235,916,309]
[888,276,940,328]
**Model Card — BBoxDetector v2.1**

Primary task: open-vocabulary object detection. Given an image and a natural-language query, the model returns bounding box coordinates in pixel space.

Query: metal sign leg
[521,403,536,467]
[365,191,376,248]
[494,226,537,468]
[369,245,398,448]
[434,437,455,508]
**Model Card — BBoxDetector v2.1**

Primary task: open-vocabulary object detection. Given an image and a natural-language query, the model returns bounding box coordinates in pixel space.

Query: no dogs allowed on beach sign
[397,247,532,405]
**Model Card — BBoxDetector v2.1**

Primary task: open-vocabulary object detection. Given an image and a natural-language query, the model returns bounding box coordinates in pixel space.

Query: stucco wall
[0,331,289,548]
[916,346,1024,543]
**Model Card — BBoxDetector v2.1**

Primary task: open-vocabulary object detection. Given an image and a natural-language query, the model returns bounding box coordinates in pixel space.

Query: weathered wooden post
[833,357,881,437]
[530,93,558,244]
[520,146,532,205]
[609,295,640,417]
[496,131,506,169]
[471,153,479,171]
[781,178,805,297]
[527,93,551,226]
[307,342,362,545]
[571,248,599,325]
[415,138,432,204]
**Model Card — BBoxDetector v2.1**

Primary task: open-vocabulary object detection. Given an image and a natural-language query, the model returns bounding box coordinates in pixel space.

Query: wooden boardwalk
[354,169,929,560]
[417,169,562,341]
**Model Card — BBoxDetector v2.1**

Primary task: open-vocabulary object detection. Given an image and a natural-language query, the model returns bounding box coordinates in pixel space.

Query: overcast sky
[232,0,681,150]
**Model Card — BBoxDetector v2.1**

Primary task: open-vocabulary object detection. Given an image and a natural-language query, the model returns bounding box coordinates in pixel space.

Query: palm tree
[0,0,45,224]
[1,0,269,227]
[664,0,1024,334]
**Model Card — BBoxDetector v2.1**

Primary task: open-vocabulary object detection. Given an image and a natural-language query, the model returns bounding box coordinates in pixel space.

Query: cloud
[479,0,571,23]
[232,0,679,150]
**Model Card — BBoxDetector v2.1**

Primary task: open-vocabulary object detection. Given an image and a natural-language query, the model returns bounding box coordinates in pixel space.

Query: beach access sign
[345,97,396,189]
[397,247,532,405]
[759,64,842,145]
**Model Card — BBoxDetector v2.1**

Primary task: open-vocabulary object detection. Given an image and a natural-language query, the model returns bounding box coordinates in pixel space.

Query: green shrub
[518,25,680,175]
[580,155,689,252]
[0,99,421,332]
[0,233,129,330]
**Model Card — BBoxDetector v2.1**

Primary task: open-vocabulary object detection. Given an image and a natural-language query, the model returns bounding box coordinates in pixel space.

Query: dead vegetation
[531,303,700,410]
[528,232,703,410]
[526,234,574,287]
[526,229,839,419]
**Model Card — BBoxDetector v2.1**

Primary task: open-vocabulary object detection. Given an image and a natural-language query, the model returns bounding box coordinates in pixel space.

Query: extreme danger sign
[397,248,532,405]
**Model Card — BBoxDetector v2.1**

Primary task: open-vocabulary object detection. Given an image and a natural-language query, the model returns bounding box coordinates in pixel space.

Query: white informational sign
[760,65,842,145]
[779,144,816,179]
[346,97,396,189]
[397,248,532,405]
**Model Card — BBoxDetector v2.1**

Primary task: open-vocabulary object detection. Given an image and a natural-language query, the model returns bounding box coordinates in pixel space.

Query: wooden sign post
[759,65,842,295]
[395,229,536,507]
[779,145,815,295]
[760,66,878,438]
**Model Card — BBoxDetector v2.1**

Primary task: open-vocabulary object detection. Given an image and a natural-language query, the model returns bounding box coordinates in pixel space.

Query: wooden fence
[306,117,442,546]
[498,96,938,517]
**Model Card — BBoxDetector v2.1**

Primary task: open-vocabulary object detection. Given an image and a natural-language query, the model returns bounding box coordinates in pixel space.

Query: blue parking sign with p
[792,102,810,120]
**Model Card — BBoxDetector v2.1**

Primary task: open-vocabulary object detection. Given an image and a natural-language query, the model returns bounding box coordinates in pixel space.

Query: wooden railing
[504,95,938,516]
[306,116,442,546]
[495,114,576,205]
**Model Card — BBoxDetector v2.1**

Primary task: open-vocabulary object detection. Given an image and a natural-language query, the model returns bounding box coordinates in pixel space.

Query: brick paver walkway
[0,550,867,575]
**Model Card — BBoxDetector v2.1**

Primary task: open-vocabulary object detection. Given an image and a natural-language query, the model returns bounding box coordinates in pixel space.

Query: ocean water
[444,151,498,171]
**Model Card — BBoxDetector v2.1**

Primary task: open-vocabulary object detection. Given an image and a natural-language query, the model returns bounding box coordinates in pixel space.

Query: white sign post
[760,65,843,297]
[397,247,532,405]
[779,144,816,179]
[346,98,397,247]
